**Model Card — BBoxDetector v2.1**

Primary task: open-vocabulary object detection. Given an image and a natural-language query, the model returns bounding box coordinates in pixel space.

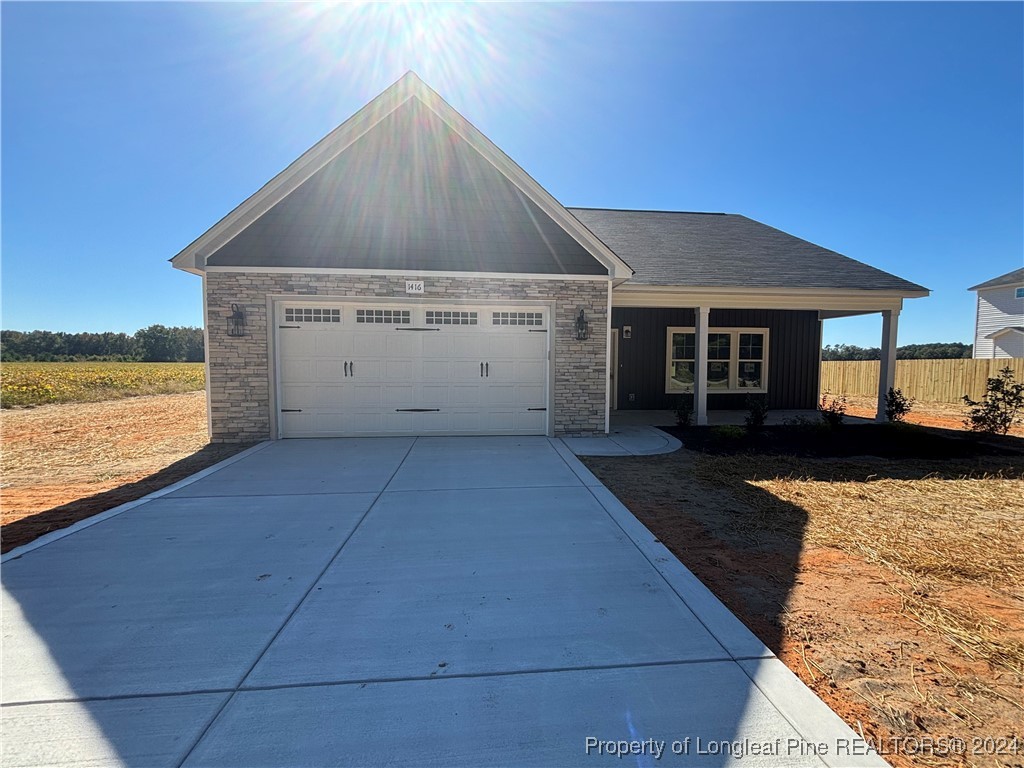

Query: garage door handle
[527,407,547,411]
[397,327,440,332]
[279,325,301,329]
[281,409,302,412]
[344,361,349,377]
[485,362,489,377]
[350,361,354,377]
[480,362,484,377]
[395,408,441,412]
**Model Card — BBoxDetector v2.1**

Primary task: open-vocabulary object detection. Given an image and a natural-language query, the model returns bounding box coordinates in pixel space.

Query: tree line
[1,326,204,362]
[822,342,973,361]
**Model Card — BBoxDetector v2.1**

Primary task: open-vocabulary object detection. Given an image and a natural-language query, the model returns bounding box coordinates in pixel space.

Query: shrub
[819,394,847,429]
[744,394,769,433]
[675,395,693,427]
[709,425,745,441]
[962,367,1024,435]
[885,387,915,422]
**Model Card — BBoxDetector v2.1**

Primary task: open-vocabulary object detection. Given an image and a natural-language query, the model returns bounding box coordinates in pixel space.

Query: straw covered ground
[1,392,250,552]
[584,449,1024,768]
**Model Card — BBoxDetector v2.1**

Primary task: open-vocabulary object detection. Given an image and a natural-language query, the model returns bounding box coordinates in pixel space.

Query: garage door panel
[280,384,314,408]
[384,334,418,356]
[385,359,414,379]
[280,331,315,356]
[519,335,548,356]
[517,384,546,406]
[483,385,517,407]
[315,333,352,357]
[382,385,416,408]
[313,386,348,408]
[517,360,547,381]
[277,304,549,437]
[315,359,345,382]
[417,385,449,407]
[349,385,383,409]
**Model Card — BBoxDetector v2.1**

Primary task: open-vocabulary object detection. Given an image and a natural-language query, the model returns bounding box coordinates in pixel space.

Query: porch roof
[569,208,928,295]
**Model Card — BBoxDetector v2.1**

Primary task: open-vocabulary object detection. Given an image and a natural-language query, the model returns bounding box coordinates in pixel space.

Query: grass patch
[696,453,1024,673]
[1,362,205,407]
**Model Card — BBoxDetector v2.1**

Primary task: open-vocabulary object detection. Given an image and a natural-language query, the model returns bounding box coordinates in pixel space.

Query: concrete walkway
[2,438,885,767]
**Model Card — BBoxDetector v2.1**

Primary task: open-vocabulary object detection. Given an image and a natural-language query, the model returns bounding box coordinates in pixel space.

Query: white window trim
[665,327,770,394]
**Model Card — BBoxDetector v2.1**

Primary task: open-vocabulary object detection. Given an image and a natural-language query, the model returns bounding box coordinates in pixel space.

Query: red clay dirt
[1,392,251,552]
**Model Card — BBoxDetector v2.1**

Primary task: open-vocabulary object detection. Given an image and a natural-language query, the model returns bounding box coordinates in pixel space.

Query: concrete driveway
[2,437,884,767]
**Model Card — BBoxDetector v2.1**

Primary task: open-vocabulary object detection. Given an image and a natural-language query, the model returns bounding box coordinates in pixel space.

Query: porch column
[876,308,900,421]
[695,306,710,425]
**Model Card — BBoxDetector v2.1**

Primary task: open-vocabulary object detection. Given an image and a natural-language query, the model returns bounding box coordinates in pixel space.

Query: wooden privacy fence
[820,358,1024,403]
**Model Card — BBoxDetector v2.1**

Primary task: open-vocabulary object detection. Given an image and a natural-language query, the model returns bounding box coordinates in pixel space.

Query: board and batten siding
[611,308,822,410]
[974,283,1024,358]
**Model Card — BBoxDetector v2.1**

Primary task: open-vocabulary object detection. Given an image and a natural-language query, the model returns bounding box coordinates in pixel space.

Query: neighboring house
[171,73,928,441]
[969,268,1024,359]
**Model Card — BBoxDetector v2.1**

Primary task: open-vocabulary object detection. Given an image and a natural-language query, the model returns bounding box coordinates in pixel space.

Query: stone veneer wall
[205,272,609,441]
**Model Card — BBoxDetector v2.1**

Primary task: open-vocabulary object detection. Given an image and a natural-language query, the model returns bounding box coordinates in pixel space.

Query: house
[968,268,1024,359]
[171,72,928,441]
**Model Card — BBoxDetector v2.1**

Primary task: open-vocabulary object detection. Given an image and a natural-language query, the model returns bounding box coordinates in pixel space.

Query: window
[356,309,411,324]
[284,307,340,323]
[426,310,477,325]
[1016,287,1024,299]
[665,328,769,394]
[493,311,543,326]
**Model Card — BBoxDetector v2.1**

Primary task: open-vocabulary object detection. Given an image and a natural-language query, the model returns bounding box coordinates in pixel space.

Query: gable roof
[172,72,632,279]
[969,268,1024,292]
[567,208,929,294]
[985,326,1024,340]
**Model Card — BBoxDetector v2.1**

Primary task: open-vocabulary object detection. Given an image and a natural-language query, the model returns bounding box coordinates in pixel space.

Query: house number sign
[405,280,425,294]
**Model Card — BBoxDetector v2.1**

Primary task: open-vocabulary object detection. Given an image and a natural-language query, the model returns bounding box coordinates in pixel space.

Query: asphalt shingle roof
[567,208,928,293]
[969,268,1024,292]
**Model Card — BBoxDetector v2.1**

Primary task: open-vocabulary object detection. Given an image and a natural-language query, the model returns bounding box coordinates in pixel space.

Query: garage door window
[426,310,478,325]
[284,307,341,323]
[356,309,411,324]
[492,311,543,326]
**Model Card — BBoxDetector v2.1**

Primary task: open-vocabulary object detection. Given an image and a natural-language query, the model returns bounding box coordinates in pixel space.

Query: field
[1,362,205,408]
[584,449,1024,767]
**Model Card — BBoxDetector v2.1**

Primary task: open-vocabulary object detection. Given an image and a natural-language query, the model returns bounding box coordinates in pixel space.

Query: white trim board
[614,286,914,313]
[172,72,632,281]
[205,266,614,282]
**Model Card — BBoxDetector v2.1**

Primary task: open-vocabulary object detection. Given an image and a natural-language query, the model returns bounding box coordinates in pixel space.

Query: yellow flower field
[1,362,205,408]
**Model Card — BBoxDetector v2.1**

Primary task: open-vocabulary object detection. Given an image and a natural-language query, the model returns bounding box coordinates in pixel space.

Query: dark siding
[208,99,607,275]
[612,308,821,410]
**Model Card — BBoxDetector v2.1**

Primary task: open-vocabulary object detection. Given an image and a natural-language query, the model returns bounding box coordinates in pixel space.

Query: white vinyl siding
[665,327,769,394]
[974,284,1024,358]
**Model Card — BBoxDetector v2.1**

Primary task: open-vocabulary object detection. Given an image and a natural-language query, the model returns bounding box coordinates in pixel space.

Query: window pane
[707,333,731,360]
[708,361,730,388]
[739,333,764,360]
[672,333,695,360]
[669,361,695,390]
[738,361,762,389]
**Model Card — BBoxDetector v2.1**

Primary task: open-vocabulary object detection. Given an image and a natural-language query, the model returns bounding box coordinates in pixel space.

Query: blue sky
[2,2,1021,347]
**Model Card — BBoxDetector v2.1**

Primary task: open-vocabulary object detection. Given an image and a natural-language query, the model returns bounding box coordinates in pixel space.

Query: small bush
[675,395,693,427]
[744,394,769,433]
[962,366,1024,435]
[884,387,915,422]
[709,425,745,441]
[819,394,847,429]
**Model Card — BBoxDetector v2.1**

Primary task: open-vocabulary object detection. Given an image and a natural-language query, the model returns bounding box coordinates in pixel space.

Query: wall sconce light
[574,308,590,341]
[227,303,247,337]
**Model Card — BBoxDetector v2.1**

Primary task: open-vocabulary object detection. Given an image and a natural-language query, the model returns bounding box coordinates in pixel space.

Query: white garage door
[276,303,550,437]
